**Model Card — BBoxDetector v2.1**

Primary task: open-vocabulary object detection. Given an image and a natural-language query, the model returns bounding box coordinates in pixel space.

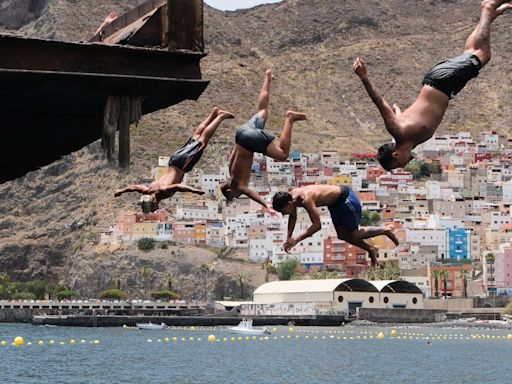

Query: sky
[204,0,283,11]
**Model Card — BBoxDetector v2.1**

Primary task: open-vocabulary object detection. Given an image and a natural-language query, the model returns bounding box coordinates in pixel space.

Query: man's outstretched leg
[196,109,235,146]
[192,107,219,139]
[464,0,512,65]
[265,111,307,161]
[257,70,273,121]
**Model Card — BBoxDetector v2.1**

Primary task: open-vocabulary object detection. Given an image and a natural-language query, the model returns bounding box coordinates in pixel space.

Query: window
[369,296,374,303]
[338,296,343,303]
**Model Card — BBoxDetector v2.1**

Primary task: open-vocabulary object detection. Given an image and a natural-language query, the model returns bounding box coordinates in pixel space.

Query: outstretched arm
[156,184,205,195]
[237,184,276,216]
[353,57,402,140]
[114,184,149,197]
[284,197,321,253]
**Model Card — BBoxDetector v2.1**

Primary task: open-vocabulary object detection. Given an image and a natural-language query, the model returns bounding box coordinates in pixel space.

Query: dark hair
[378,143,396,171]
[272,191,292,212]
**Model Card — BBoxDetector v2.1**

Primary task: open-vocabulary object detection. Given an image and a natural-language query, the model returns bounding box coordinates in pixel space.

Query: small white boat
[228,319,271,335]
[136,322,168,330]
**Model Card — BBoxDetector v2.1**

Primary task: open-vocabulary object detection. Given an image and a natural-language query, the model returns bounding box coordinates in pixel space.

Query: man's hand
[114,189,124,197]
[192,188,205,195]
[283,238,298,253]
[352,57,368,79]
[265,204,279,219]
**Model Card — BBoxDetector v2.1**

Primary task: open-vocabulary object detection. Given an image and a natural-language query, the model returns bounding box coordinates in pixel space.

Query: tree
[459,269,470,299]
[139,266,151,299]
[367,261,400,280]
[100,289,128,300]
[370,212,381,225]
[261,258,276,283]
[431,270,440,299]
[151,290,178,301]
[137,237,155,252]
[57,289,80,300]
[235,273,246,300]
[439,270,449,299]
[311,270,342,279]
[404,160,422,179]
[200,263,210,302]
[13,292,37,300]
[163,272,176,292]
[277,259,300,281]
[360,210,372,226]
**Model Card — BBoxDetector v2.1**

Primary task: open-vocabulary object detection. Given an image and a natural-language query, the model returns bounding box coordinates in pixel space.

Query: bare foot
[385,227,400,246]
[218,110,235,119]
[368,247,379,267]
[493,2,512,18]
[286,110,307,122]
[212,107,220,116]
[265,69,274,81]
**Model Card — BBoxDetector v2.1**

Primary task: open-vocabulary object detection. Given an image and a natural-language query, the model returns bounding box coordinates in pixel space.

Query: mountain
[0,0,510,296]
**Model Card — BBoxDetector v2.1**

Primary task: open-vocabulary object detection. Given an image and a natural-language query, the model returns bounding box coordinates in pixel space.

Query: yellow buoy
[390,329,398,337]
[37,340,44,346]
[288,327,294,332]
[164,337,170,342]
[207,335,217,342]
[93,340,100,345]
[48,340,55,345]
[69,339,76,345]
[376,332,385,339]
[230,337,236,341]
[59,341,65,346]
[272,327,278,333]
[80,339,86,344]
[172,337,178,342]
[507,334,512,340]
[13,336,24,346]
[0,340,7,346]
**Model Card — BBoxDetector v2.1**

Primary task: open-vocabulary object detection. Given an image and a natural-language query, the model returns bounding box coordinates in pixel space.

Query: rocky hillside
[0,0,510,297]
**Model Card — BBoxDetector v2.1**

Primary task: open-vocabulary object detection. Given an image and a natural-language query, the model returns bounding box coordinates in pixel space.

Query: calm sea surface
[1,323,511,384]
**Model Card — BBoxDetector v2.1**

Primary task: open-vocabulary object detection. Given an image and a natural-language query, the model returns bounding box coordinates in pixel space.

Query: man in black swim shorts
[114,107,234,213]
[220,69,307,214]
[353,0,511,171]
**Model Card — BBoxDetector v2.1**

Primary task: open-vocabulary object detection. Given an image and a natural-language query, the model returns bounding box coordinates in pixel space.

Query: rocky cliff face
[0,0,510,296]
[0,0,48,29]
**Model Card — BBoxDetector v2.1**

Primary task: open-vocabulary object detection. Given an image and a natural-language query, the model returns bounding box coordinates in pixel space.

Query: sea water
[1,323,511,384]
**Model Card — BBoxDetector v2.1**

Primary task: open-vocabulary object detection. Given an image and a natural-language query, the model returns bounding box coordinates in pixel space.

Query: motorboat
[136,322,168,330]
[228,319,271,335]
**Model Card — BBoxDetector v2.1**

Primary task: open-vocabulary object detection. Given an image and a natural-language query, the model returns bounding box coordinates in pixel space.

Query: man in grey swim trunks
[353,0,511,171]
[115,107,234,213]
[221,70,307,214]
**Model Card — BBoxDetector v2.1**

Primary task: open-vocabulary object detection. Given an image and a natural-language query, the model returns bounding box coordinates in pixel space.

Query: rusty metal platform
[0,0,208,182]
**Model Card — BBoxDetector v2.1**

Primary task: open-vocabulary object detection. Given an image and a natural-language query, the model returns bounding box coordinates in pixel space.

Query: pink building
[495,246,512,289]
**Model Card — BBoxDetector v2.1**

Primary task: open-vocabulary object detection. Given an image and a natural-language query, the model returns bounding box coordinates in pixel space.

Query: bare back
[397,85,449,146]
[148,166,184,199]
[229,144,254,186]
[292,184,343,208]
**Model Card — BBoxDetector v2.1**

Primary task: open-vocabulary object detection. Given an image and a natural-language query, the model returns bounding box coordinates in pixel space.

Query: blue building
[446,228,471,260]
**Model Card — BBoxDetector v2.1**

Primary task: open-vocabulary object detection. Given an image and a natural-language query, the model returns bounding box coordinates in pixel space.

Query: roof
[369,280,423,294]
[254,279,378,295]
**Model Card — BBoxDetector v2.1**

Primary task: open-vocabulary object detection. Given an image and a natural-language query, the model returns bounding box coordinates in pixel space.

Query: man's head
[139,195,158,214]
[220,181,242,203]
[377,143,414,171]
[272,191,295,215]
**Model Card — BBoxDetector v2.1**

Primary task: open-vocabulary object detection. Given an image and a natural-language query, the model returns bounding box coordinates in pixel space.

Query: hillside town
[102,130,512,300]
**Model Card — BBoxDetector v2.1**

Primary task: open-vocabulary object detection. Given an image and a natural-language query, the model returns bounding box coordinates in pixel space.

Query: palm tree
[235,273,246,300]
[200,263,210,302]
[459,269,470,299]
[163,272,176,292]
[261,258,276,283]
[485,253,495,294]
[431,270,440,298]
[439,270,448,299]
[139,266,151,299]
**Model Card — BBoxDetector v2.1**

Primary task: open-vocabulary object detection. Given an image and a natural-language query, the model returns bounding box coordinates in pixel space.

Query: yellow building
[133,222,158,240]
[195,223,207,244]
[329,174,352,187]
[484,228,512,249]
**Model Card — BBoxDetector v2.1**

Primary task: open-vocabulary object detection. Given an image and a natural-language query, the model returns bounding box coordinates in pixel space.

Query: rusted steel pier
[0,0,208,182]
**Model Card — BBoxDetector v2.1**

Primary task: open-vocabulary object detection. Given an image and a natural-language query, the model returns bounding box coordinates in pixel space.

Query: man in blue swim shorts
[353,0,511,171]
[114,107,234,213]
[272,185,399,266]
[220,70,307,214]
